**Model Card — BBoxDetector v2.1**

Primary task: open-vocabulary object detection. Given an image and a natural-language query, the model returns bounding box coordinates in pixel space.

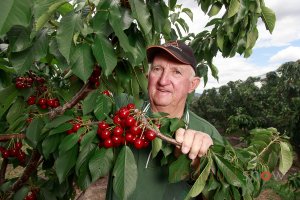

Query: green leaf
[89,148,114,182]
[149,1,168,33]
[113,146,138,200]
[214,155,245,187]
[6,97,25,125]
[169,155,191,183]
[55,145,78,183]
[26,117,45,148]
[80,129,97,150]
[0,0,32,36]
[11,29,49,74]
[261,6,276,34]
[184,155,212,199]
[45,115,73,129]
[7,26,31,52]
[34,0,67,31]
[13,186,29,200]
[77,162,92,190]
[92,11,111,36]
[42,134,63,159]
[59,132,80,153]
[76,142,97,175]
[128,0,152,38]
[57,12,81,62]
[169,0,177,10]
[182,8,193,21]
[49,123,73,136]
[71,43,94,83]
[227,0,240,18]
[0,85,18,119]
[94,94,112,121]
[170,118,185,132]
[152,138,162,158]
[92,34,117,76]
[82,90,98,115]
[246,27,258,49]
[279,141,293,175]
[133,67,148,94]
[208,3,222,17]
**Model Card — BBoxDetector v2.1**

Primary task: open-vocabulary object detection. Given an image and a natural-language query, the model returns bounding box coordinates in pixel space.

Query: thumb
[175,128,185,144]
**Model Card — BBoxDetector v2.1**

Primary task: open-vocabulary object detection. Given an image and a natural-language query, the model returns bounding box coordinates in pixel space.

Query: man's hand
[175,128,213,160]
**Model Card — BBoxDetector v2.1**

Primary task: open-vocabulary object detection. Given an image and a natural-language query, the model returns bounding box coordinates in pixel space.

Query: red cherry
[99,129,111,140]
[125,116,136,127]
[66,129,74,135]
[10,148,18,157]
[17,151,26,162]
[15,82,24,89]
[125,133,134,143]
[95,81,100,88]
[53,99,60,108]
[26,118,32,123]
[134,138,144,149]
[36,77,45,84]
[47,99,55,107]
[113,126,123,136]
[39,104,48,109]
[113,115,122,125]
[15,142,23,150]
[93,67,101,77]
[143,140,150,148]
[2,150,10,159]
[72,123,81,132]
[118,108,130,119]
[103,138,113,148]
[38,98,47,105]
[127,103,135,110]
[112,136,122,147]
[130,125,142,135]
[98,121,109,130]
[145,130,156,141]
[27,96,36,105]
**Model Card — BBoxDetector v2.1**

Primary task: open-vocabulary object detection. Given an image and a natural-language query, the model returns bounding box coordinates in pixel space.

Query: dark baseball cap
[146,40,197,71]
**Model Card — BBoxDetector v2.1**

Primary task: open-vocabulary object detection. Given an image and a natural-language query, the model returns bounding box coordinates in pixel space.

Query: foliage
[0,0,288,200]
[190,60,300,151]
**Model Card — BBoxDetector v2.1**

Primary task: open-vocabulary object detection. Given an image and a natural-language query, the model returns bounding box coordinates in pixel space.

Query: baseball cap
[146,40,197,71]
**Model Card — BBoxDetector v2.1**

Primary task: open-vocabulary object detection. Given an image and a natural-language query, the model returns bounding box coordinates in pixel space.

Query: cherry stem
[136,109,181,146]
[0,133,25,141]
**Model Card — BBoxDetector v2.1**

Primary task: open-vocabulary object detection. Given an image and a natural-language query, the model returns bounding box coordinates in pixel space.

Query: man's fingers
[175,128,185,144]
[198,135,213,157]
[181,129,194,154]
[188,135,202,159]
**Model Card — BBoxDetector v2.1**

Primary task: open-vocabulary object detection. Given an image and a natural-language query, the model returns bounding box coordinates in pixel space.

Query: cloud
[196,54,279,92]
[269,46,300,63]
[256,0,300,48]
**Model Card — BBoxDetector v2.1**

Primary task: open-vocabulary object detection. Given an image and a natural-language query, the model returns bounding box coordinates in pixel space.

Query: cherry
[127,103,135,110]
[118,108,130,119]
[113,115,122,125]
[15,142,22,150]
[130,125,142,135]
[102,90,112,96]
[95,81,100,88]
[72,123,81,132]
[27,96,36,105]
[99,129,111,140]
[134,138,144,149]
[98,121,109,130]
[47,99,55,107]
[66,129,74,135]
[125,133,134,143]
[143,140,150,148]
[103,138,113,148]
[17,151,26,163]
[38,98,47,105]
[113,126,123,136]
[2,150,10,159]
[145,130,156,141]
[53,99,60,107]
[125,116,136,127]
[112,136,122,147]
[39,104,48,109]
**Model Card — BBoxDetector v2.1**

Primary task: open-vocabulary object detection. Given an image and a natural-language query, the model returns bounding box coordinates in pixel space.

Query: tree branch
[5,149,41,199]
[0,133,25,141]
[49,82,93,119]
[0,158,8,185]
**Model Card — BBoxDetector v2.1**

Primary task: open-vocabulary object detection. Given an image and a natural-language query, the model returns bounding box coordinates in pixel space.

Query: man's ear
[188,77,200,93]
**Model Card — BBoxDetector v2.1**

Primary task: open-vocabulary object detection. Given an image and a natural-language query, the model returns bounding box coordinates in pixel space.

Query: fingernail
[189,154,196,160]
[182,147,189,154]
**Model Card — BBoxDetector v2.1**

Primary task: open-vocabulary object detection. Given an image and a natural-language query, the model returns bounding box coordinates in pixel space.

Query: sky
[177,0,300,92]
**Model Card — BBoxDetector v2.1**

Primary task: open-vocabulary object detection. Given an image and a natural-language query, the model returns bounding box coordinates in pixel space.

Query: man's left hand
[175,128,213,160]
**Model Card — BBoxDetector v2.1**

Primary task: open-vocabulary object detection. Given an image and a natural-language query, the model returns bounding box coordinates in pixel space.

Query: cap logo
[163,41,183,52]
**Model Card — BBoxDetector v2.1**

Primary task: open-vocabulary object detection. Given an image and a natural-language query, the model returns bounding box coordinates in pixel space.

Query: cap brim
[146,45,191,66]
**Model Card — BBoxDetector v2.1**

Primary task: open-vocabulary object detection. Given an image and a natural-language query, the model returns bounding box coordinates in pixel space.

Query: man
[106,40,224,200]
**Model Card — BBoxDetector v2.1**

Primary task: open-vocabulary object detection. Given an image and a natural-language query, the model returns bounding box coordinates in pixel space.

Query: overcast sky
[177,0,300,92]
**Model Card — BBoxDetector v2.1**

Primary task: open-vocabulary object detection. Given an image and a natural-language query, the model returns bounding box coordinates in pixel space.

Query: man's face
[148,53,200,113]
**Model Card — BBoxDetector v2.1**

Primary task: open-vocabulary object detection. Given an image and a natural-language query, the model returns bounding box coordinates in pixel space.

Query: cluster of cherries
[0,141,26,164]
[27,95,60,109]
[24,189,38,200]
[15,75,46,89]
[88,67,101,88]
[97,103,157,149]
[66,117,82,135]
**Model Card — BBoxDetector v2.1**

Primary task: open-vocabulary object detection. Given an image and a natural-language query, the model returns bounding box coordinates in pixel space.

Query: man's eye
[175,70,182,75]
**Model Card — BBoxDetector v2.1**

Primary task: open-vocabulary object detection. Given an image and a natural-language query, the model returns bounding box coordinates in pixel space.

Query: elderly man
[106,41,224,200]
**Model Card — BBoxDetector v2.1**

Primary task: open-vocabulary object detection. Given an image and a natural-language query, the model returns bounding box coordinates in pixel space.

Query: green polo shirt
[106,107,224,200]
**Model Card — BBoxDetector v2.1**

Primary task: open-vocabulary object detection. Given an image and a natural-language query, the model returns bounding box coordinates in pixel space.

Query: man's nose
[158,71,170,85]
